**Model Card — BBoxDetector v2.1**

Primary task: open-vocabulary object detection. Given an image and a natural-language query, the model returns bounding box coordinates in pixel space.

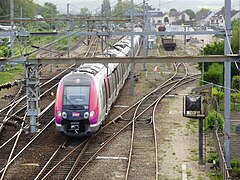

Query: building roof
[195,11,212,21]
[148,9,164,17]
[213,7,240,18]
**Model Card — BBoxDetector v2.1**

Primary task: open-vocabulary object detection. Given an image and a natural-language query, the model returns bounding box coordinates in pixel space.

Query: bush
[204,63,223,86]
[232,76,240,91]
[207,152,219,166]
[0,46,11,57]
[231,159,240,177]
[212,87,224,101]
[206,110,224,130]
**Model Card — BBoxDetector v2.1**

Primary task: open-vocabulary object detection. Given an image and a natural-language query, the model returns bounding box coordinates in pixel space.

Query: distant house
[179,12,191,22]
[210,7,240,29]
[231,10,240,21]
[168,11,191,25]
[148,9,164,28]
[210,8,225,28]
[195,11,214,27]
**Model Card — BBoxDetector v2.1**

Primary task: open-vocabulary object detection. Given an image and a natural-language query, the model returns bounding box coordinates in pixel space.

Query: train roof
[73,63,119,76]
[74,63,105,75]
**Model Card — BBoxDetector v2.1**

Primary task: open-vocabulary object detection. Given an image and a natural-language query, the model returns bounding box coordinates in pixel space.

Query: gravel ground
[78,62,217,179]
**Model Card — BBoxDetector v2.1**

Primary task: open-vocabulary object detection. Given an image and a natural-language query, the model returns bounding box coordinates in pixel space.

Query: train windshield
[63,86,90,106]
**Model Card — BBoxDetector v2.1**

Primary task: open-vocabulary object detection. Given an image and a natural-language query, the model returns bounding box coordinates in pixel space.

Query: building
[210,7,240,29]
[148,9,164,29]
[195,11,214,28]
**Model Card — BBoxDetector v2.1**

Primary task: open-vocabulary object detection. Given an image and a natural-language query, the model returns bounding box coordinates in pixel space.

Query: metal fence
[214,129,231,180]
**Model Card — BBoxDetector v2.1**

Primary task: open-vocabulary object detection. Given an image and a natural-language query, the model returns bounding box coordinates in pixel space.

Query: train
[161,36,176,51]
[54,27,142,136]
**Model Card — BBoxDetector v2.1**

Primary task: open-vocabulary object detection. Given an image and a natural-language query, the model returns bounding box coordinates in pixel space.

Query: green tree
[206,110,224,130]
[169,8,177,16]
[204,41,224,55]
[112,0,124,16]
[232,19,240,53]
[196,8,210,17]
[79,7,91,16]
[184,9,195,20]
[0,0,37,20]
[101,0,111,17]
[204,63,223,86]
[39,2,58,18]
[112,0,142,16]
[232,76,240,90]
[199,41,224,74]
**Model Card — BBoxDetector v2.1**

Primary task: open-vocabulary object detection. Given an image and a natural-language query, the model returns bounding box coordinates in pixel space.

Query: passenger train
[54,27,142,136]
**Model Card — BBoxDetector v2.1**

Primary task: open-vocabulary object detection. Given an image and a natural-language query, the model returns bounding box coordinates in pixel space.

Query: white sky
[34,0,239,14]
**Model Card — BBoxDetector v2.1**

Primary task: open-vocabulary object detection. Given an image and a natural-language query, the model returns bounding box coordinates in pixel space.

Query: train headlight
[57,111,61,117]
[84,112,89,119]
[89,111,95,118]
[62,112,67,119]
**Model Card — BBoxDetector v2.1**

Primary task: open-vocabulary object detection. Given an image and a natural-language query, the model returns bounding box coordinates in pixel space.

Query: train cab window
[63,86,90,106]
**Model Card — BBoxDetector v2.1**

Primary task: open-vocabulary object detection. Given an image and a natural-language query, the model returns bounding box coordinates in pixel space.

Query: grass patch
[0,64,24,85]
[186,169,191,176]
[186,119,198,132]
[190,147,198,154]
[189,155,199,161]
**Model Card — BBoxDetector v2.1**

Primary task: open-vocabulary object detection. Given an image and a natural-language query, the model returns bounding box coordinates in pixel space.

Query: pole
[67,4,70,57]
[199,118,204,165]
[20,6,23,30]
[224,0,231,168]
[10,0,14,57]
[146,3,149,56]
[130,0,135,96]
[183,26,186,53]
[143,0,147,71]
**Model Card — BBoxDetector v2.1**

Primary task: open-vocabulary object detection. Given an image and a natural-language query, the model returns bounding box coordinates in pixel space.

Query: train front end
[54,73,99,136]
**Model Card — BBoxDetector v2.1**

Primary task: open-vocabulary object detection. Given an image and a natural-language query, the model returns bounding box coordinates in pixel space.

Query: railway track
[0,34,121,179]
[0,61,200,179]
[0,64,80,178]
[0,29,202,179]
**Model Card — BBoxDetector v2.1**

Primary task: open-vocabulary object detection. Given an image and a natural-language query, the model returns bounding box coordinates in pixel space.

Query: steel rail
[40,138,90,180]
[71,71,199,179]
[65,138,92,180]
[0,117,26,180]
[0,64,76,132]
[0,98,57,174]
[125,63,188,180]
[0,118,54,174]
[34,138,69,180]
[71,64,181,178]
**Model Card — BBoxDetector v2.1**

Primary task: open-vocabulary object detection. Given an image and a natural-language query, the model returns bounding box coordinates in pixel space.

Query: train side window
[101,85,106,108]
[104,79,109,100]
[118,64,122,83]
[115,69,119,86]
[112,73,116,94]
[122,64,125,75]
[108,76,113,98]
